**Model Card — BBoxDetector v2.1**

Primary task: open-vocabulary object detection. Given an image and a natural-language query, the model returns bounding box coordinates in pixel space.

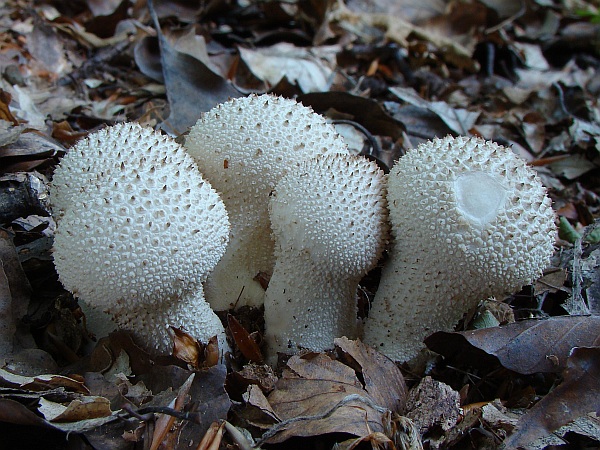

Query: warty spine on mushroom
[264,153,388,362]
[362,135,557,363]
[51,122,230,354]
[185,94,349,311]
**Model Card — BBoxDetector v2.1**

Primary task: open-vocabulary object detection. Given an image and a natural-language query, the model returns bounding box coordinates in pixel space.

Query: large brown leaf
[425,315,600,374]
[260,338,406,444]
[146,0,240,135]
[503,347,600,448]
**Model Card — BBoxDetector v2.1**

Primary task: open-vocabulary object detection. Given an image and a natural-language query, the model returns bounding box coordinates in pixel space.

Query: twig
[120,403,203,424]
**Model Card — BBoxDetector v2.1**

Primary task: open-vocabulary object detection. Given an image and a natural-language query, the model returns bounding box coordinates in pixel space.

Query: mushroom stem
[264,252,360,359]
[108,286,228,354]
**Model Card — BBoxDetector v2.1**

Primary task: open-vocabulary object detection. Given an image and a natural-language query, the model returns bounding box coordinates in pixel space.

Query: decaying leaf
[389,86,480,135]
[170,326,202,369]
[503,347,600,448]
[149,372,195,450]
[253,338,406,444]
[405,376,461,435]
[228,314,263,364]
[298,91,406,140]
[0,367,89,393]
[147,0,240,134]
[425,315,600,374]
[240,43,338,93]
[39,396,112,422]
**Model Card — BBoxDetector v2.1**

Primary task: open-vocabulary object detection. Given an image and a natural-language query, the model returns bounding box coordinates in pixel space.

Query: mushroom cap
[185,94,348,309]
[52,122,230,313]
[185,94,348,206]
[388,136,555,286]
[363,135,556,361]
[264,154,388,357]
[270,154,388,276]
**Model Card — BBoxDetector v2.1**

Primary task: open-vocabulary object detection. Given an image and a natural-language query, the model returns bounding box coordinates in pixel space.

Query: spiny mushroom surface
[264,154,388,361]
[363,136,556,362]
[51,123,230,353]
[185,94,348,311]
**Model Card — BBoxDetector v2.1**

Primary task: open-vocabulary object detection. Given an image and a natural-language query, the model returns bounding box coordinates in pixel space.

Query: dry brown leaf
[170,326,202,369]
[259,338,406,444]
[41,396,112,422]
[0,368,90,393]
[389,86,480,135]
[147,0,240,135]
[239,43,337,93]
[228,314,263,364]
[503,347,600,448]
[0,90,18,125]
[425,315,600,374]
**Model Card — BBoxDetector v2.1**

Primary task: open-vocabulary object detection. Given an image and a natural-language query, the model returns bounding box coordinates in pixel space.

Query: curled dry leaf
[425,315,600,374]
[170,326,202,369]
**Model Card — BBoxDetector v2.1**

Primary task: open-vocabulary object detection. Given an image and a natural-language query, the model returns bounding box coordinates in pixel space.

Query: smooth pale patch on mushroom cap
[363,135,557,362]
[185,94,348,311]
[264,154,388,359]
[51,123,230,353]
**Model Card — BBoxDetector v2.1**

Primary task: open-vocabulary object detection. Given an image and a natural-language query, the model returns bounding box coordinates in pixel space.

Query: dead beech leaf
[0,90,18,125]
[170,326,202,369]
[260,338,406,444]
[298,91,406,140]
[0,368,89,393]
[425,316,600,374]
[239,43,337,93]
[147,0,240,135]
[334,337,406,413]
[40,396,112,422]
[0,397,117,433]
[389,86,480,135]
[0,120,25,147]
[503,347,600,449]
[136,364,231,449]
[228,314,263,363]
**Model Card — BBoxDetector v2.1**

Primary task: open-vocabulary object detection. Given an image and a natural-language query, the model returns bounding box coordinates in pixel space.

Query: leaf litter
[0,0,599,448]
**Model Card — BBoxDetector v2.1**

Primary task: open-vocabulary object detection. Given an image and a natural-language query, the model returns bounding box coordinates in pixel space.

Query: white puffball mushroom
[185,94,348,311]
[264,154,388,361]
[363,136,557,362]
[51,123,230,353]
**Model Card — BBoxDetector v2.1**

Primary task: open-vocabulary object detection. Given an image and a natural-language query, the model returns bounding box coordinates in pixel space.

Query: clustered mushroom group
[49,94,557,364]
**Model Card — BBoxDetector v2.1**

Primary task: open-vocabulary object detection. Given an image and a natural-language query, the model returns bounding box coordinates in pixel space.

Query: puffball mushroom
[363,136,557,362]
[51,123,230,353]
[264,154,388,360]
[185,94,348,311]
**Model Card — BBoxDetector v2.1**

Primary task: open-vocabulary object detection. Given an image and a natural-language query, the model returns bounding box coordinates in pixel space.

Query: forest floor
[0,0,599,449]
